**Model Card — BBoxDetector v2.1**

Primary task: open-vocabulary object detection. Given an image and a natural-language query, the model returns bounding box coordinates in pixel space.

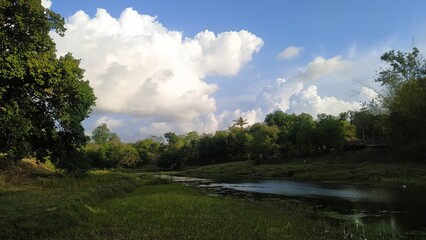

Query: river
[189,175,426,237]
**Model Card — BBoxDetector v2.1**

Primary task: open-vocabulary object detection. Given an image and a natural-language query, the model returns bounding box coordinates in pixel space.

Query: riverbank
[0,160,401,239]
[181,149,426,187]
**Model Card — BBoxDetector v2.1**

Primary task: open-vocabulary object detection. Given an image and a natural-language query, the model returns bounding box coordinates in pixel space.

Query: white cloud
[276,46,304,60]
[360,86,379,100]
[255,77,304,113]
[288,85,361,116]
[252,55,360,118]
[95,116,124,129]
[294,55,351,82]
[41,0,52,9]
[52,8,263,122]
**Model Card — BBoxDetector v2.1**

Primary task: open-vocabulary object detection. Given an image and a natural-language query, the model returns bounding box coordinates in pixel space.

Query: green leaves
[0,0,96,170]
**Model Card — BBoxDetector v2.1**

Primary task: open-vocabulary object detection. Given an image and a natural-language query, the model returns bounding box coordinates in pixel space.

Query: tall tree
[233,117,248,128]
[376,48,426,159]
[0,0,96,170]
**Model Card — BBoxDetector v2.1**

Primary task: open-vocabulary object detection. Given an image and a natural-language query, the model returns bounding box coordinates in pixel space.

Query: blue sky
[44,0,426,141]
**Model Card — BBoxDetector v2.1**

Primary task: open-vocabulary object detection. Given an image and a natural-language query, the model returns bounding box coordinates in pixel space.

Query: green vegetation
[0,162,404,239]
[0,0,96,171]
[182,149,426,187]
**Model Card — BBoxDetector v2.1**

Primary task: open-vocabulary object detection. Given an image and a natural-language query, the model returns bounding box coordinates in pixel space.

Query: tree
[228,127,253,161]
[250,123,280,164]
[133,138,161,166]
[376,48,426,159]
[350,107,387,143]
[92,123,119,144]
[0,0,96,170]
[265,111,292,128]
[314,114,346,154]
[233,117,248,128]
[289,113,316,158]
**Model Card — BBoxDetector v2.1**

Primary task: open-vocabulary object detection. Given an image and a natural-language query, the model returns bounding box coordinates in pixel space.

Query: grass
[52,184,345,240]
[0,158,411,239]
[0,161,142,240]
[182,149,426,187]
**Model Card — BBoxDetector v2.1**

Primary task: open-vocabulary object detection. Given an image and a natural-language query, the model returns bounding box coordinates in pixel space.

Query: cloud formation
[52,8,263,122]
[288,85,361,116]
[276,46,304,60]
[51,7,371,140]
[41,0,52,8]
[294,55,351,82]
[253,55,360,117]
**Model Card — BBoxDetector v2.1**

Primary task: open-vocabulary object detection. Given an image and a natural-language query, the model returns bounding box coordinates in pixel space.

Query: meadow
[0,160,404,240]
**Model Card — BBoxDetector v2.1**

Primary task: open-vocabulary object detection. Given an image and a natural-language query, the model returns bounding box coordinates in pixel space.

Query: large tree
[376,48,426,159]
[0,0,96,170]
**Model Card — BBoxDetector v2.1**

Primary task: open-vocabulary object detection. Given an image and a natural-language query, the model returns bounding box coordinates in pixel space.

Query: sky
[43,0,426,141]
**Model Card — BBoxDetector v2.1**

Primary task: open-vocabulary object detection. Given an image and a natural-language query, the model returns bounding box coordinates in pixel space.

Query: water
[206,177,426,235]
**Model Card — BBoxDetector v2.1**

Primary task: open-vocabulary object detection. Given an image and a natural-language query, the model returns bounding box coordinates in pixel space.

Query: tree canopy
[0,0,96,170]
[375,48,426,159]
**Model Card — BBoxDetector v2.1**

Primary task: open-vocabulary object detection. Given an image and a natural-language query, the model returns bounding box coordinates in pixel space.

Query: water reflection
[207,177,426,236]
[211,180,393,202]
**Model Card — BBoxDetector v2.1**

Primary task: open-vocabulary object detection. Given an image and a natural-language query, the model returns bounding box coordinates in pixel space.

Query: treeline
[83,111,383,169]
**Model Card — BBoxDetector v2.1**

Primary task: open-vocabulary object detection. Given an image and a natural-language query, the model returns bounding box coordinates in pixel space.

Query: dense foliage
[0,0,96,170]
[85,112,355,169]
[375,48,426,159]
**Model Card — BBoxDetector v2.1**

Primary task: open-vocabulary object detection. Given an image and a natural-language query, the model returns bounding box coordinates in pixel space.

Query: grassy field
[182,149,426,187]
[0,159,404,239]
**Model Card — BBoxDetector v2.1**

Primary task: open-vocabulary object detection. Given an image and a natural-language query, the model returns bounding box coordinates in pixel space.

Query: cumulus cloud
[253,55,360,117]
[41,0,52,9]
[276,46,304,60]
[52,8,263,122]
[288,85,361,116]
[255,78,304,113]
[294,55,351,82]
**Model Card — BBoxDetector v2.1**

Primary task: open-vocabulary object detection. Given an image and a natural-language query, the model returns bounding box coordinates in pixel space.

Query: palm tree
[233,117,248,128]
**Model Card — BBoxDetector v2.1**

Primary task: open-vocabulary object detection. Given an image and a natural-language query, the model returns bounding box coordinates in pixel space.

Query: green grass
[0,162,143,240]
[182,149,426,187]
[52,184,346,240]
[0,159,409,239]
[1,164,342,240]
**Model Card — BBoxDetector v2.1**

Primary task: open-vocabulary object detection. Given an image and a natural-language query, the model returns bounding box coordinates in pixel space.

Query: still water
[206,177,426,235]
